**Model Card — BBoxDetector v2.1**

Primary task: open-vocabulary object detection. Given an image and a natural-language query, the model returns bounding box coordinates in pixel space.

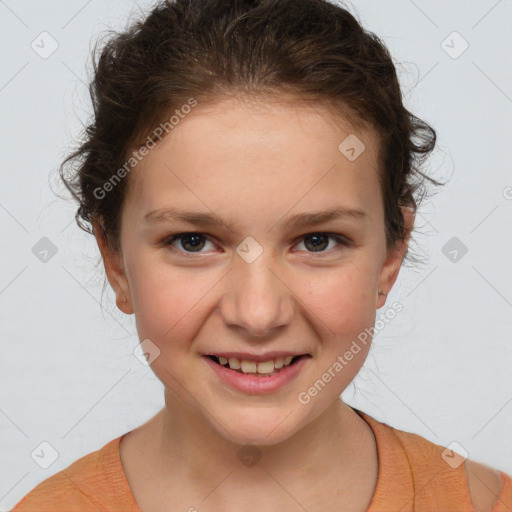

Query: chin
[223,427,290,447]
[215,410,305,447]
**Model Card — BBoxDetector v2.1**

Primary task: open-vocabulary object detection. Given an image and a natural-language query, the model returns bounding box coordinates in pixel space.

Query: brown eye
[164,233,215,254]
[304,234,329,252]
[295,233,350,254]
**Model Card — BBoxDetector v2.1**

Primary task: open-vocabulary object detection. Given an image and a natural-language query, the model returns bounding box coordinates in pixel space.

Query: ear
[92,217,133,315]
[376,206,414,309]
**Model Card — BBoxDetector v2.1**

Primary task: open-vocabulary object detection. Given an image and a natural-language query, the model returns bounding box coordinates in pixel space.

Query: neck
[120,391,378,511]
[146,389,370,484]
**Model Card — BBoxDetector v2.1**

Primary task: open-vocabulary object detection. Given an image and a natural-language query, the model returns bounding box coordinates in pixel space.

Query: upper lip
[202,351,310,363]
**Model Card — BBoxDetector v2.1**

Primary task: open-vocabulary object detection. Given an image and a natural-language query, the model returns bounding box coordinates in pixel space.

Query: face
[95,95,412,446]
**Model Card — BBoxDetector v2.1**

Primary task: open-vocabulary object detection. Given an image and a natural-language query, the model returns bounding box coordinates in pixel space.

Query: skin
[93,94,415,511]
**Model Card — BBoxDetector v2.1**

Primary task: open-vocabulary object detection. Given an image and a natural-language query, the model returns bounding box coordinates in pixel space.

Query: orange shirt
[12,409,512,511]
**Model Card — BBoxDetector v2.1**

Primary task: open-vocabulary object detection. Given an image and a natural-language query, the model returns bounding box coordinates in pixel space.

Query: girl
[12,0,512,510]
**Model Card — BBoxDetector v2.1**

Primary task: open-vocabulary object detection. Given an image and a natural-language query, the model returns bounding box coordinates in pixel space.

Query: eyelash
[161,232,351,257]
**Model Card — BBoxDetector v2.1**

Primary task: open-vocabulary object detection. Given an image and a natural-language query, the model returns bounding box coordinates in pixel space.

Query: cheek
[130,262,220,346]
[300,265,377,335]
[297,265,378,386]
[130,251,378,350]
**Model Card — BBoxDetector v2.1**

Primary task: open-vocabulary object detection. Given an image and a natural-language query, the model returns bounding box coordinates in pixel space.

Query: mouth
[202,352,311,394]
[205,354,309,377]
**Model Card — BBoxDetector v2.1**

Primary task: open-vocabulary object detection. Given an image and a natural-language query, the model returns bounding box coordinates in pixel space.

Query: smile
[207,354,302,376]
[202,354,311,394]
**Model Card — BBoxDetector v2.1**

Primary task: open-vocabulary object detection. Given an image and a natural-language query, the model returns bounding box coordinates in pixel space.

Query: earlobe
[92,217,133,314]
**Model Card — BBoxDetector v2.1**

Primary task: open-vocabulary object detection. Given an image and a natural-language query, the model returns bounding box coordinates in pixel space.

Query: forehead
[124,95,382,225]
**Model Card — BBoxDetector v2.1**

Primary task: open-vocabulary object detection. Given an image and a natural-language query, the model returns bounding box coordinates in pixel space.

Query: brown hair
[58,0,445,284]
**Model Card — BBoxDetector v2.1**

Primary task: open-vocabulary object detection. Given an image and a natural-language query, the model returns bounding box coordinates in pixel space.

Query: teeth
[257,360,274,373]
[228,357,241,369]
[241,360,257,373]
[214,355,299,375]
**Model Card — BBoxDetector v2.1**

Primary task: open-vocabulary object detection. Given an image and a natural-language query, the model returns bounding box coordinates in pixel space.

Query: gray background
[1,0,511,508]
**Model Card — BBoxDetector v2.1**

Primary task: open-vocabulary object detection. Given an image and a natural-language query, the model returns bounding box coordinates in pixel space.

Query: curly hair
[57,0,445,276]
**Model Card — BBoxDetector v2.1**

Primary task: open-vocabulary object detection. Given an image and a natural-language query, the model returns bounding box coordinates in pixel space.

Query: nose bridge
[220,247,294,337]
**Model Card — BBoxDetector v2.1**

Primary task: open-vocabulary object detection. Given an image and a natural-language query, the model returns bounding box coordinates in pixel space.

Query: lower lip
[203,355,310,394]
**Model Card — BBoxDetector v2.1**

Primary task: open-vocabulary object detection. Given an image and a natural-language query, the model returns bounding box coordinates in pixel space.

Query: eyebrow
[143,206,368,230]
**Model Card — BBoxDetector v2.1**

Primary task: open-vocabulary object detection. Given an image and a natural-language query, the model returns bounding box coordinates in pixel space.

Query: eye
[163,233,216,254]
[294,233,350,254]
[161,231,351,257]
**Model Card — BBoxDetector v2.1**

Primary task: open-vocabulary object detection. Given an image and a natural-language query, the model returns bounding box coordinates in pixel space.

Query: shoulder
[464,458,507,512]
[11,469,92,511]
[370,415,511,512]
[11,436,124,512]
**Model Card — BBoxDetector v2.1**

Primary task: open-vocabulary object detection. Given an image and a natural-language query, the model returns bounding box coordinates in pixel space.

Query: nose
[219,255,295,339]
